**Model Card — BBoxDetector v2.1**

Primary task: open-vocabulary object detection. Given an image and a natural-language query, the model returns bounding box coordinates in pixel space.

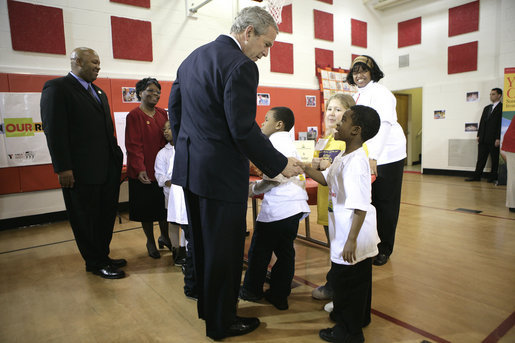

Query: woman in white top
[346,55,407,266]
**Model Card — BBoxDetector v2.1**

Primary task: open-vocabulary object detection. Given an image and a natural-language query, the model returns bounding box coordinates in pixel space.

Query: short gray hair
[230,6,278,36]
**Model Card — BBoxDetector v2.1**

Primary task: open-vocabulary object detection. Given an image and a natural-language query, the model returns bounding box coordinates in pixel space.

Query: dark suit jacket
[169,35,287,203]
[41,73,123,184]
[477,102,502,145]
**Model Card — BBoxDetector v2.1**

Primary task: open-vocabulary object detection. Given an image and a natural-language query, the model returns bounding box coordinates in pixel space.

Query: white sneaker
[324,301,333,313]
[312,285,333,300]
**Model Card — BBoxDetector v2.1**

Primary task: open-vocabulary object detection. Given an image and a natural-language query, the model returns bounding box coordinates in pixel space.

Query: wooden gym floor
[0,171,514,342]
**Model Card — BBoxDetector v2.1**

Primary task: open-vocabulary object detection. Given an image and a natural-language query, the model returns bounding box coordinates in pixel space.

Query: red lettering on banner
[507,88,515,98]
[507,76,515,88]
[6,123,15,132]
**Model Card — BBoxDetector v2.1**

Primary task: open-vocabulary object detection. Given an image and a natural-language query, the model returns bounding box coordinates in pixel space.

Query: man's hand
[165,180,172,187]
[369,159,378,176]
[281,157,303,178]
[138,171,151,184]
[58,170,75,188]
[495,139,500,147]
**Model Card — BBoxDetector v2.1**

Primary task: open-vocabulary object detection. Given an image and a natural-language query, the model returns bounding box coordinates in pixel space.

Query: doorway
[393,88,422,166]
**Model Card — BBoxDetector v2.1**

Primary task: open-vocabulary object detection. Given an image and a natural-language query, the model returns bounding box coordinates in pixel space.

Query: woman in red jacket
[125,78,171,258]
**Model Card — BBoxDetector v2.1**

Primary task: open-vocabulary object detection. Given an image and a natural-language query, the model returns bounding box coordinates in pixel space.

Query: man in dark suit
[41,47,126,279]
[466,88,503,182]
[168,6,302,340]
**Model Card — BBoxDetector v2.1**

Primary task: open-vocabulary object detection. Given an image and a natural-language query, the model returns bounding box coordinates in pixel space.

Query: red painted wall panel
[7,0,66,55]
[351,19,367,48]
[0,167,21,195]
[449,1,479,37]
[270,42,294,74]
[111,16,153,61]
[448,41,478,74]
[110,0,150,8]
[314,10,334,41]
[398,17,422,48]
[278,4,293,34]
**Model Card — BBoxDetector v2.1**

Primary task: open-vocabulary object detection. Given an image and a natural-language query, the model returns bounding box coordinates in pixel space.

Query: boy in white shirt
[239,107,310,310]
[302,105,381,343]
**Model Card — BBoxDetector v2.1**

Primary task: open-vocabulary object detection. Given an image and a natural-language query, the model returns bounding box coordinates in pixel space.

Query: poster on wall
[466,91,479,102]
[434,110,446,119]
[501,67,515,143]
[0,93,52,167]
[257,93,270,106]
[306,96,316,107]
[122,87,139,103]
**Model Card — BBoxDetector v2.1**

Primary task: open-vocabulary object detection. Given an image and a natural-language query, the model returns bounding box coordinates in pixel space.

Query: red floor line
[482,311,515,343]
[370,308,451,343]
[292,274,451,343]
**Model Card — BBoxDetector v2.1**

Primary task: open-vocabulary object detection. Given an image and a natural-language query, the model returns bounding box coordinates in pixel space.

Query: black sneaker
[239,287,262,302]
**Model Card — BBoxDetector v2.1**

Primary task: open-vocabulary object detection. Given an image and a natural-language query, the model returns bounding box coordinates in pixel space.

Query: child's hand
[311,157,321,170]
[165,180,172,187]
[342,239,357,263]
[319,159,331,171]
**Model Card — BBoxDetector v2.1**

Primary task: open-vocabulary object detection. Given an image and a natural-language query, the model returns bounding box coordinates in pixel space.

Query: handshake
[281,157,306,178]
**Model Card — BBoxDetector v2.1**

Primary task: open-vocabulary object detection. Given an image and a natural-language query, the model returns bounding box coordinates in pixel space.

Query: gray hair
[230,6,278,36]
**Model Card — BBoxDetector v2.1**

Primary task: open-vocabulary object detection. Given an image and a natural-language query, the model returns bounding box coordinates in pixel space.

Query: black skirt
[128,178,167,222]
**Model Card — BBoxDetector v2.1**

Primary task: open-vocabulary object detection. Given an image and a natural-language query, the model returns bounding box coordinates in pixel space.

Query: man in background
[466,88,503,182]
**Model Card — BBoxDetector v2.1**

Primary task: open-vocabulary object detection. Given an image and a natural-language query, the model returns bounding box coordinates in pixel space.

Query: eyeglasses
[145,89,161,95]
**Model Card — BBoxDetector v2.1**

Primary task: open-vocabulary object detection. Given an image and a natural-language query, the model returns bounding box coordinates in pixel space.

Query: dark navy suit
[41,73,123,269]
[169,35,287,339]
[473,102,503,179]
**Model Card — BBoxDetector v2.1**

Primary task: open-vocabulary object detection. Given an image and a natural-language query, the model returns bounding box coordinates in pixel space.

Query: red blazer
[125,107,167,180]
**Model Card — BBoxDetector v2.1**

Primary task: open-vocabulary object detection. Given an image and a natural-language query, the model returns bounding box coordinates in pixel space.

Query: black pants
[61,158,121,269]
[242,212,303,300]
[182,224,197,296]
[330,258,372,336]
[373,159,404,256]
[183,189,247,340]
[473,142,500,179]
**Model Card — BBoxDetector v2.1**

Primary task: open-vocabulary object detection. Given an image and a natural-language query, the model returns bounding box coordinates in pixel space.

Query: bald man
[41,47,126,279]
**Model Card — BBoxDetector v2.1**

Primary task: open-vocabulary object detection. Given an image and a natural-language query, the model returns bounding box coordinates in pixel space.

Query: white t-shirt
[257,131,310,223]
[154,143,188,225]
[354,81,406,165]
[322,148,380,265]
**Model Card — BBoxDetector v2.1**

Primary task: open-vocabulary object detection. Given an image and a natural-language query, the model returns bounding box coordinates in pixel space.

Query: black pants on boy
[242,212,303,300]
[182,224,197,297]
[329,258,372,337]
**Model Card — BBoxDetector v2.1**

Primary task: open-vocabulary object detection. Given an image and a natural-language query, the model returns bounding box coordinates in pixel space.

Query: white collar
[224,34,242,51]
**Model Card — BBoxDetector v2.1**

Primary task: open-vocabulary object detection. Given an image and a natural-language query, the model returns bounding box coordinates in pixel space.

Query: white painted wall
[0,0,514,219]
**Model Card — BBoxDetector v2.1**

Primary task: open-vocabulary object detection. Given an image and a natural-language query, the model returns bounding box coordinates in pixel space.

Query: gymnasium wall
[0,0,514,220]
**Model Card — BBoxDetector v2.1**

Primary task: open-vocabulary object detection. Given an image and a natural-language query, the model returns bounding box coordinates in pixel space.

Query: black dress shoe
[108,258,127,268]
[239,287,262,302]
[224,316,260,338]
[264,289,288,310]
[510,208,515,213]
[373,253,388,266]
[146,242,161,259]
[319,327,364,343]
[465,177,480,182]
[157,236,172,251]
[89,265,125,279]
